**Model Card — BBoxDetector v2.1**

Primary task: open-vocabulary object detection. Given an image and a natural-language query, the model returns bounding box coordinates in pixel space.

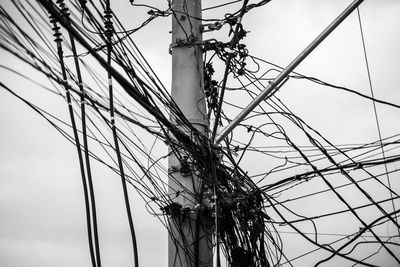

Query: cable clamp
[354,162,363,170]
[169,34,199,54]
[201,22,222,33]
[168,165,179,174]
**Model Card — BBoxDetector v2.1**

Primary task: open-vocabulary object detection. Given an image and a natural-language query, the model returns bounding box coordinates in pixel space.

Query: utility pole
[169,0,213,267]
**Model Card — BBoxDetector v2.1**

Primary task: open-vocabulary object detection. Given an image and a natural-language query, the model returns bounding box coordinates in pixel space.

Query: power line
[357,6,399,239]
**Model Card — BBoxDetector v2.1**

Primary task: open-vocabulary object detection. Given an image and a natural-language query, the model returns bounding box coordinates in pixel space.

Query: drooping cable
[104,1,139,266]
[49,10,97,267]
[68,17,102,267]
[53,1,103,266]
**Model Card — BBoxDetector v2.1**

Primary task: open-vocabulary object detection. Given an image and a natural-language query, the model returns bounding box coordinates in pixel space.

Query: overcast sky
[1,1,400,266]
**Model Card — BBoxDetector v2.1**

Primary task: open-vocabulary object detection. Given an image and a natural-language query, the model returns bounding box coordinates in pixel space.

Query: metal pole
[214,0,364,145]
[169,0,212,266]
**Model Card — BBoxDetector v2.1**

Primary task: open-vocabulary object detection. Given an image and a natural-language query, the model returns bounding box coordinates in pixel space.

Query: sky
[1,0,400,266]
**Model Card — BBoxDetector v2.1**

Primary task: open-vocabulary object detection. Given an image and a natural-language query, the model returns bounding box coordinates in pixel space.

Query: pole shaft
[214,0,364,145]
[169,0,212,266]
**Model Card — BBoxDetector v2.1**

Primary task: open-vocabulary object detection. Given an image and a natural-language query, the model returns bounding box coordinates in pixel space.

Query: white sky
[1,0,400,266]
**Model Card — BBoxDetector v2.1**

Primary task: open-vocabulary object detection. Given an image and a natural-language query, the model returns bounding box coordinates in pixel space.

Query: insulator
[52,26,61,32]
[49,14,63,43]
[104,21,113,28]
[104,9,113,37]
[49,15,57,24]
[53,31,62,37]
[104,9,112,19]
[54,35,62,43]
[55,0,70,18]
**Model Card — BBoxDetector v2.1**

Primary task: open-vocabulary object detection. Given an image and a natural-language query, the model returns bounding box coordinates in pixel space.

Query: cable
[104,1,139,265]
[357,7,399,240]
[2,1,399,266]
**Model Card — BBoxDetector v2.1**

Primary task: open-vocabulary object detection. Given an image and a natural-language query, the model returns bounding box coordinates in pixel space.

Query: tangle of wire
[1,1,400,267]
